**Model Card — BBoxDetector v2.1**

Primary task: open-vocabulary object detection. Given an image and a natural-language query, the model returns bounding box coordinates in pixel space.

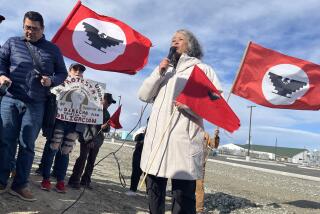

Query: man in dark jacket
[0,11,67,201]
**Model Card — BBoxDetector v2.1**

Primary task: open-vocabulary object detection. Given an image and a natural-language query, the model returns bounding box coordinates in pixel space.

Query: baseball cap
[0,15,5,23]
[104,93,116,104]
[69,63,86,72]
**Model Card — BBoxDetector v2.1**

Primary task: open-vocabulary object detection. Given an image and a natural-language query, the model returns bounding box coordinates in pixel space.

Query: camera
[0,81,10,96]
[33,68,42,79]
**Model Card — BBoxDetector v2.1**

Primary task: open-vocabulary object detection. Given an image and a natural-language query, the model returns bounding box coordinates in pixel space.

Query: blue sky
[1,0,320,150]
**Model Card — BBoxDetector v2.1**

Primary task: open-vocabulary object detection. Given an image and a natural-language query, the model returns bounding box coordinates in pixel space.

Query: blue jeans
[0,96,44,190]
[41,142,70,182]
[41,120,78,182]
[38,139,59,175]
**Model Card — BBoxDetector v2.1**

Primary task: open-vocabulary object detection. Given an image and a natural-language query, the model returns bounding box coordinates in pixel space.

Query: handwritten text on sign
[52,76,106,124]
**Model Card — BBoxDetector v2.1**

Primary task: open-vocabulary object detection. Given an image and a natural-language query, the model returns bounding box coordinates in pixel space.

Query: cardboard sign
[52,76,106,124]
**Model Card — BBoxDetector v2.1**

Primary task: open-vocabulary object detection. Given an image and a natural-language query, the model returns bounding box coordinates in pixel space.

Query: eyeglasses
[23,25,41,32]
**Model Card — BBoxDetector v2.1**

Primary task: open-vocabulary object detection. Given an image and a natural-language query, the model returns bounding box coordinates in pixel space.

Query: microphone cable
[61,103,149,214]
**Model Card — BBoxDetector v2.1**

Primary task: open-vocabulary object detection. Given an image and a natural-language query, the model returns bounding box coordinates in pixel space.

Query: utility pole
[118,95,121,107]
[303,145,306,163]
[274,137,277,161]
[247,105,256,160]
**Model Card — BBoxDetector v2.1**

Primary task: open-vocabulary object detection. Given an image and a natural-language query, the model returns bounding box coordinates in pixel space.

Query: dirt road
[0,137,319,213]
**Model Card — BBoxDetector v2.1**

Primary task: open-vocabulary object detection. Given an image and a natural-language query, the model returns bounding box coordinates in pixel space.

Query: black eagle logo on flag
[83,22,124,53]
[268,72,307,98]
[208,90,221,101]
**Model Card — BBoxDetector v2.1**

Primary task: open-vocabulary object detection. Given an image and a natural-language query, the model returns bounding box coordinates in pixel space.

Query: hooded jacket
[138,53,222,180]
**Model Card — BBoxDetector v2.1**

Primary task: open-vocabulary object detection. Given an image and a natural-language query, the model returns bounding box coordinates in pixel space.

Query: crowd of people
[0,10,221,214]
[0,11,117,201]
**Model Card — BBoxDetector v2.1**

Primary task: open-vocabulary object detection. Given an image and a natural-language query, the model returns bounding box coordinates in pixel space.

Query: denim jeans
[41,120,78,182]
[0,97,17,172]
[0,96,2,138]
[41,142,69,182]
[0,96,44,190]
[38,139,60,176]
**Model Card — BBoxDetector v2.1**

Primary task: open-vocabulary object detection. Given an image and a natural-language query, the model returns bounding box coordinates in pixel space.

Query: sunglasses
[23,25,41,32]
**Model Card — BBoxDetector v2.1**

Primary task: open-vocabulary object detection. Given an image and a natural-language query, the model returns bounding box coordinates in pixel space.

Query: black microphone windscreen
[167,46,177,61]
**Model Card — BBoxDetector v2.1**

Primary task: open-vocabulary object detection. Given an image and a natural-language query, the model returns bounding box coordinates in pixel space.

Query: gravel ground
[0,137,319,214]
[203,156,320,214]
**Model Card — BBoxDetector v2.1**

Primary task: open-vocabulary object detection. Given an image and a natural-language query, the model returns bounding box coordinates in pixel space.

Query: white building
[218,143,309,163]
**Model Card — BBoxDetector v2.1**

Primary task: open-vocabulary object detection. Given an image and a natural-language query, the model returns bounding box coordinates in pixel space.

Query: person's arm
[49,46,68,87]
[0,39,12,85]
[176,64,223,119]
[138,62,170,103]
[174,101,201,120]
[101,109,111,133]
[101,123,110,133]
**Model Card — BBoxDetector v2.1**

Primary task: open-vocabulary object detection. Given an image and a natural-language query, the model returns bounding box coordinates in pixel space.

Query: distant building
[218,143,309,164]
[219,143,246,156]
[306,150,320,167]
[104,130,133,141]
[119,130,132,140]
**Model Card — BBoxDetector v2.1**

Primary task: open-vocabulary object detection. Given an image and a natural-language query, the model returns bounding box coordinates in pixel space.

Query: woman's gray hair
[176,29,203,59]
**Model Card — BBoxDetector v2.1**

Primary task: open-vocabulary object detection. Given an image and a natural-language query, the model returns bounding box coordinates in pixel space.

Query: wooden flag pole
[226,41,252,102]
[139,106,178,189]
[215,43,252,148]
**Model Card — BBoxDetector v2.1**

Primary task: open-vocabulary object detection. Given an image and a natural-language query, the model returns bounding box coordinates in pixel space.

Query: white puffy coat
[138,54,222,180]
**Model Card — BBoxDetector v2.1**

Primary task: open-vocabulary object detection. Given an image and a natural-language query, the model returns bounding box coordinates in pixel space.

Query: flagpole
[246,105,256,161]
[216,42,251,138]
[118,95,121,107]
[226,41,252,102]
[139,106,178,189]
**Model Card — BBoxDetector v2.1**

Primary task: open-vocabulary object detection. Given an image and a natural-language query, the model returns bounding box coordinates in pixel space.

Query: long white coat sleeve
[138,66,166,103]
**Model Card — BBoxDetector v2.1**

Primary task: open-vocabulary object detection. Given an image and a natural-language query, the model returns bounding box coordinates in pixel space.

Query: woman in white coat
[138,29,222,214]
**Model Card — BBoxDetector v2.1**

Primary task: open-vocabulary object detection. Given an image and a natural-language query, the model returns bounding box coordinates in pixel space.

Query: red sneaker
[41,179,51,191]
[55,181,66,193]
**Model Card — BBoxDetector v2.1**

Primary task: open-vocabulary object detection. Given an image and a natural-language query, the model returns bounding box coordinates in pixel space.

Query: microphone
[167,46,177,62]
[160,46,177,74]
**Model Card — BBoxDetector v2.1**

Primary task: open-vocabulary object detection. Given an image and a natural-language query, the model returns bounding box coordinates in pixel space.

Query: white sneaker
[125,190,137,196]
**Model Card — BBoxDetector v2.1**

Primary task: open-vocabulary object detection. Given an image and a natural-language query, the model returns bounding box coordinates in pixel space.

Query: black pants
[146,174,196,214]
[69,135,103,185]
[130,142,143,191]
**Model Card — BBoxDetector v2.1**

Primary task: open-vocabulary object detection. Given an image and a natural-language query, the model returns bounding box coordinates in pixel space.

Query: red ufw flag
[176,66,240,133]
[52,1,152,74]
[108,105,122,129]
[232,41,320,110]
